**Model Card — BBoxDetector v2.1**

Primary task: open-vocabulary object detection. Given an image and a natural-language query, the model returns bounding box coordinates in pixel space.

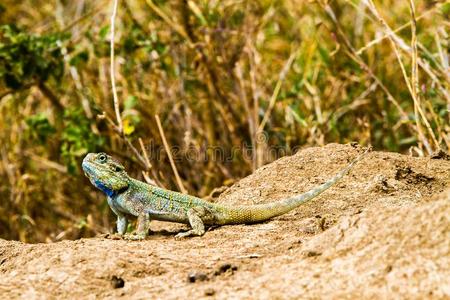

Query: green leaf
[99,25,110,40]
[25,113,56,143]
[124,95,138,110]
[60,108,104,174]
[288,106,307,127]
[69,50,89,66]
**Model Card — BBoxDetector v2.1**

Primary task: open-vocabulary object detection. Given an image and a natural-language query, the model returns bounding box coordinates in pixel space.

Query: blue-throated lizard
[82,148,369,239]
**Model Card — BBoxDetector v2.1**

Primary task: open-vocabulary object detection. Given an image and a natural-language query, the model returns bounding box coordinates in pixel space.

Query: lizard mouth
[82,161,95,179]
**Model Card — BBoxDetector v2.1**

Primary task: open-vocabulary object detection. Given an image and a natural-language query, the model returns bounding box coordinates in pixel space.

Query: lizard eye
[98,153,107,163]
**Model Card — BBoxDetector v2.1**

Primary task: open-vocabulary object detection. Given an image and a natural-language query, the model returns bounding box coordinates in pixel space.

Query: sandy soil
[1,143,449,299]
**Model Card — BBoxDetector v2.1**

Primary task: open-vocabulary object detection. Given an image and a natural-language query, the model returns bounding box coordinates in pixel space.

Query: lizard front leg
[107,197,129,237]
[117,215,128,235]
[125,212,149,240]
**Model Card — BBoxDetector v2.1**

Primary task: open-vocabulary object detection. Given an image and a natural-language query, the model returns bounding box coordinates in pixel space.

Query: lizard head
[82,152,130,197]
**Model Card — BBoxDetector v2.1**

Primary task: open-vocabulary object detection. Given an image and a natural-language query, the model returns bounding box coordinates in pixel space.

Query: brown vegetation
[0,1,449,242]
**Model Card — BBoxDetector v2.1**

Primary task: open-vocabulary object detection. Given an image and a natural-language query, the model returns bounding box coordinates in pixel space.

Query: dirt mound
[1,144,449,299]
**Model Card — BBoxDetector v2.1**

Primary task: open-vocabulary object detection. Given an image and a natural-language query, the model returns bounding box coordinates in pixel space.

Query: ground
[1,143,449,299]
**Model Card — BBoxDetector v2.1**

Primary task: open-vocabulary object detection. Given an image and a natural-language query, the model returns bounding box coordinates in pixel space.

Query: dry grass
[0,0,448,242]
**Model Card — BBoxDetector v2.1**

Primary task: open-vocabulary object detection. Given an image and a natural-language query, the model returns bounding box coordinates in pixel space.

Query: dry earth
[1,143,449,299]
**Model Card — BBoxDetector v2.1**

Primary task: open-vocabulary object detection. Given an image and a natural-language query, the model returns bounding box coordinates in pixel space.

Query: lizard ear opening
[111,162,125,172]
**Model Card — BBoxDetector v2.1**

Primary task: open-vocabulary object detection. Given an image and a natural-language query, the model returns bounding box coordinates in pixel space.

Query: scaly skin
[82,148,369,239]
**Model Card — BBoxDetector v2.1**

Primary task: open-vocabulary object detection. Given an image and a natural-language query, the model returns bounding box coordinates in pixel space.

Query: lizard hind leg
[175,207,212,239]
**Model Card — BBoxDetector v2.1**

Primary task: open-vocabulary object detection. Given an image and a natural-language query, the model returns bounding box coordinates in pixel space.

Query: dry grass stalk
[155,115,187,194]
[1,0,449,242]
[110,0,123,133]
[360,0,441,153]
[257,49,299,132]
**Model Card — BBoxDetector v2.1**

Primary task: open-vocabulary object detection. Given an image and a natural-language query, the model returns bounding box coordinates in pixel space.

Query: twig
[137,137,159,186]
[110,0,123,133]
[303,79,324,124]
[408,0,427,153]
[364,0,439,153]
[149,0,242,127]
[0,89,13,100]
[58,49,93,118]
[408,0,440,151]
[257,49,298,132]
[24,150,68,173]
[352,0,450,104]
[246,45,264,168]
[61,3,104,33]
[144,0,191,44]
[235,62,257,170]
[321,3,415,135]
[327,82,377,124]
[365,0,431,153]
[138,137,152,170]
[155,114,187,194]
[105,1,164,185]
[38,82,65,112]
[97,112,147,168]
[353,1,438,55]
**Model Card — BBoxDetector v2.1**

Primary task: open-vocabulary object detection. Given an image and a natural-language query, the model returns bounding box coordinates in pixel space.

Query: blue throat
[94,180,116,197]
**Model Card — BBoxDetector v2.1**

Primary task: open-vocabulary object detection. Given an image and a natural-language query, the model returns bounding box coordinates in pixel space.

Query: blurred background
[0,0,448,242]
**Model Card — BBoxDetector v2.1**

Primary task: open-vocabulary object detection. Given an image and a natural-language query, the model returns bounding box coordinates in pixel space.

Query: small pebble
[204,288,215,296]
[187,272,208,283]
[110,275,125,289]
[302,250,321,257]
[214,263,238,276]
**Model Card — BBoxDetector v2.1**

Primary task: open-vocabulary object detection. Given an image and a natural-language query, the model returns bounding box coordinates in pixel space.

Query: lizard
[82,147,369,239]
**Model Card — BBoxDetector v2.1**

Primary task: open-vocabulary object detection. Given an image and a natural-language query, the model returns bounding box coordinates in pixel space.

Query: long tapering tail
[217,147,370,224]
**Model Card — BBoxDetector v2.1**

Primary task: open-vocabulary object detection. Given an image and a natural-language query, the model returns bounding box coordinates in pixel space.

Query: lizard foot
[174,231,191,239]
[174,229,203,239]
[124,232,147,241]
[175,207,207,239]
[107,233,124,240]
[100,233,124,240]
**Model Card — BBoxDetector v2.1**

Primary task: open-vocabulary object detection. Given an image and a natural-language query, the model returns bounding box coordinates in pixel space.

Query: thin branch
[61,3,104,33]
[100,112,162,186]
[0,82,35,101]
[97,112,147,168]
[110,0,123,133]
[409,0,440,151]
[353,1,438,55]
[144,0,191,44]
[138,137,152,170]
[24,150,68,173]
[364,0,439,153]
[155,114,187,194]
[351,0,450,104]
[38,82,65,112]
[257,49,299,132]
[147,0,242,126]
[321,3,414,133]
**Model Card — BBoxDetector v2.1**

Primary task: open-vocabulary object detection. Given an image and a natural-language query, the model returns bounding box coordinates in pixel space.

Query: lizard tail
[217,147,370,225]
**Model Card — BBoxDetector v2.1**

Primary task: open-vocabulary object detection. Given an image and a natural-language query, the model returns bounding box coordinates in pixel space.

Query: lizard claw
[175,230,201,239]
[174,232,190,239]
